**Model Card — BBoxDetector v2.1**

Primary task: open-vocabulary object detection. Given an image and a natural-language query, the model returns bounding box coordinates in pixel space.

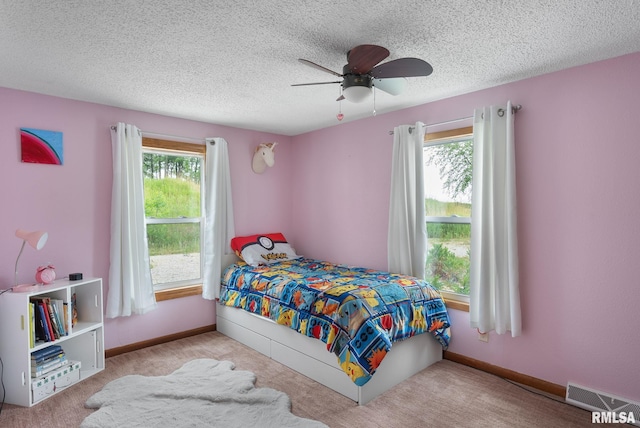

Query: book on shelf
[58,299,68,335]
[32,298,57,341]
[45,299,61,339]
[31,356,68,378]
[31,344,67,377]
[31,350,65,367]
[50,298,66,336]
[35,308,47,342]
[71,292,78,327]
[63,302,69,332]
[30,296,70,343]
[41,300,55,341]
[32,353,66,371]
[34,302,51,342]
[31,344,63,362]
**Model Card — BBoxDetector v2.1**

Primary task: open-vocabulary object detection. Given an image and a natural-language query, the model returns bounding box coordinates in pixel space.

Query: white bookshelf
[0,277,105,407]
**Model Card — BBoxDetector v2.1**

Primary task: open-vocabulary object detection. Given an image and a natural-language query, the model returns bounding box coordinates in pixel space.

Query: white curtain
[388,122,427,278]
[106,123,157,318]
[469,101,521,336]
[202,137,235,300]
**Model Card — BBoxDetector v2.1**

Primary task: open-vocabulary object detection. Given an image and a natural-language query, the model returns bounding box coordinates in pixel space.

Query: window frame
[424,126,473,311]
[141,137,206,301]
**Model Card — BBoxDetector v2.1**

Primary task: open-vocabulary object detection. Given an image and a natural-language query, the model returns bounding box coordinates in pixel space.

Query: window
[142,138,206,298]
[423,127,473,309]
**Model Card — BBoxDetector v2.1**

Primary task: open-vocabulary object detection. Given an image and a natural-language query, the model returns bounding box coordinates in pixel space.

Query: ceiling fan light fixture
[342,85,371,103]
[342,73,373,103]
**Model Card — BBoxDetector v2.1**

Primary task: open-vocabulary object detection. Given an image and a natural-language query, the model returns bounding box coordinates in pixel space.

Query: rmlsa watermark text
[592,411,636,424]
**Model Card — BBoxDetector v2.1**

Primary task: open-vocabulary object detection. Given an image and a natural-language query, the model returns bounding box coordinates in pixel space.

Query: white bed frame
[215,254,443,405]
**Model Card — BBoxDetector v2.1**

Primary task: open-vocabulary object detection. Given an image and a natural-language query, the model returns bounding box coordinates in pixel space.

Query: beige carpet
[0,331,605,427]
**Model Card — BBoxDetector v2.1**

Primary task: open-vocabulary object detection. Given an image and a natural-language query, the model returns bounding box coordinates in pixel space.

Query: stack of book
[31,344,68,378]
[29,296,68,346]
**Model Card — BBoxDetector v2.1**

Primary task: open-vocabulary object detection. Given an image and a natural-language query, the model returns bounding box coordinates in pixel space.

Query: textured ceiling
[1,1,639,136]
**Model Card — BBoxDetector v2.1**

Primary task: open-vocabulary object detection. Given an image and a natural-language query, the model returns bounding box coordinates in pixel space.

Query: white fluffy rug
[82,359,328,428]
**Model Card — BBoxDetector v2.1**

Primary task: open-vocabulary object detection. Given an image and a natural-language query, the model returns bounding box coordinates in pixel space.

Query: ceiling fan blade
[370,58,433,78]
[291,81,342,87]
[346,44,390,74]
[373,78,408,96]
[298,59,343,77]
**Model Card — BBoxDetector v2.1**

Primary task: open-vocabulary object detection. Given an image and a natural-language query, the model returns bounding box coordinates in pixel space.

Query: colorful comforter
[219,258,451,386]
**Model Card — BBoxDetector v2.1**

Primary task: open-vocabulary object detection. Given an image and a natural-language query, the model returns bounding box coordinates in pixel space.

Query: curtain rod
[109,126,213,144]
[142,131,210,144]
[388,104,522,135]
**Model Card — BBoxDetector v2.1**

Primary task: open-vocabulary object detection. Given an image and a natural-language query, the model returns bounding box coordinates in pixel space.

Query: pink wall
[291,52,640,402]
[2,51,638,403]
[0,88,293,350]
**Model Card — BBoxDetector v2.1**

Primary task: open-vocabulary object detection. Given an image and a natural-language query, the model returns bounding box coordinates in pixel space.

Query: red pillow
[230,233,300,266]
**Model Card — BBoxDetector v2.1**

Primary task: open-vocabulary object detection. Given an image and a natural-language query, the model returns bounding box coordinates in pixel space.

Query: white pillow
[230,233,300,266]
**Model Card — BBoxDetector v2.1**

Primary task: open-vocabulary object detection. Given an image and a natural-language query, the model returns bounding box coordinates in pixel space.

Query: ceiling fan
[292,44,433,103]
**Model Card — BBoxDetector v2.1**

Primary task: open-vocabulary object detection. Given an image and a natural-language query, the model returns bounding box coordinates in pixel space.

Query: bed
[215,233,451,405]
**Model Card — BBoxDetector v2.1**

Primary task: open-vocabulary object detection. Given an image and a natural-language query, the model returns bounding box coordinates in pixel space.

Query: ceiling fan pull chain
[372,87,377,116]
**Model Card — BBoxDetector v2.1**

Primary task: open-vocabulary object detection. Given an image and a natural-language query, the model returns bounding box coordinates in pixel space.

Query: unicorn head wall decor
[252,142,278,174]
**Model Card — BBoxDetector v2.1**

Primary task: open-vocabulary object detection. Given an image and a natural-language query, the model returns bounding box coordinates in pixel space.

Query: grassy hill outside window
[389,122,474,312]
[141,137,234,301]
[423,126,473,310]
[142,138,206,296]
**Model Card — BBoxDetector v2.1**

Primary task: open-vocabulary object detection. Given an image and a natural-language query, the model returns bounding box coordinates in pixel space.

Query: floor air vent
[566,382,640,426]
